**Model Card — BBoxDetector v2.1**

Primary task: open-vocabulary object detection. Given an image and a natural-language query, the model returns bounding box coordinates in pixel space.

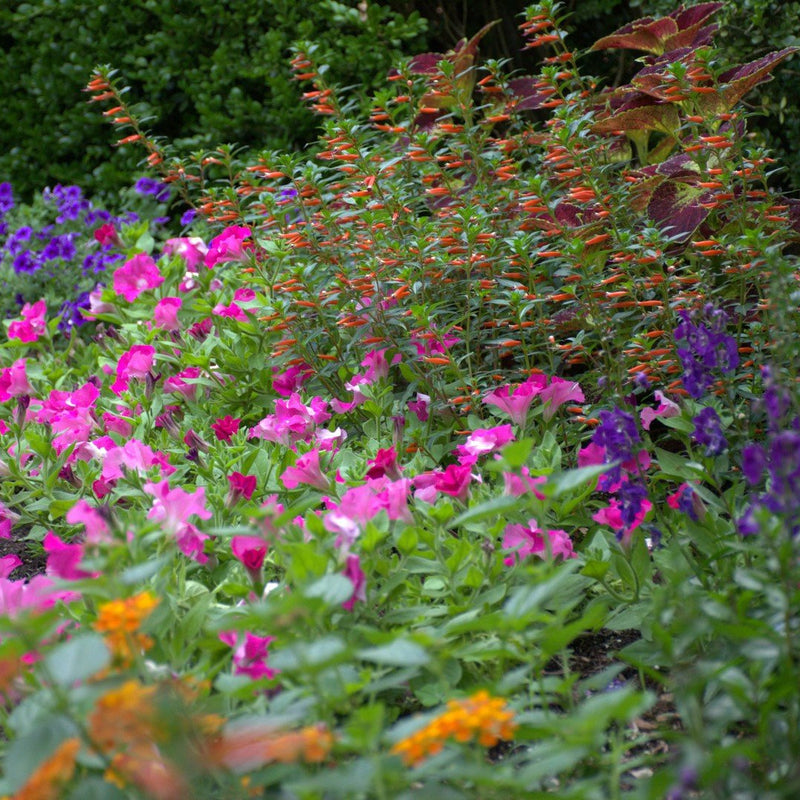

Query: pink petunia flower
[342,554,366,611]
[456,425,515,464]
[163,236,208,271]
[0,358,33,401]
[502,520,576,565]
[154,296,183,331]
[113,253,164,302]
[219,630,277,680]
[539,377,584,420]
[43,531,98,580]
[640,390,681,430]
[205,226,252,269]
[111,344,155,396]
[231,535,268,584]
[144,479,212,563]
[484,375,548,426]
[228,472,257,502]
[434,463,474,504]
[8,300,47,343]
[281,449,330,492]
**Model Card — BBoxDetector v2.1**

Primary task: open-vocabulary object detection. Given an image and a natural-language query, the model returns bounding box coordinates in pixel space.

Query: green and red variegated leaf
[648,180,713,241]
[591,16,678,54]
[591,103,680,135]
[720,47,798,108]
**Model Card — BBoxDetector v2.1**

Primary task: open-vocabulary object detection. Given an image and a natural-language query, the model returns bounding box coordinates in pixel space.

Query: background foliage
[2,0,798,206]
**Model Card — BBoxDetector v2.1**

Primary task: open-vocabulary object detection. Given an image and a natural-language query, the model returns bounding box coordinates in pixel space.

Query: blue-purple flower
[692,407,727,456]
[674,304,739,398]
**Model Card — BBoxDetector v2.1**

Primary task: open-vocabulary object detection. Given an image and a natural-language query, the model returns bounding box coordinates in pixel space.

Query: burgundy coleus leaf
[408,53,443,75]
[508,77,555,111]
[553,202,601,228]
[719,47,798,108]
[592,3,722,55]
[648,179,713,241]
[661,2,722,51]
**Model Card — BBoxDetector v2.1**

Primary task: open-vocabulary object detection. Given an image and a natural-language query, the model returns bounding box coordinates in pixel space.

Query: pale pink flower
[539,377,584,420]
[503,467,546,499]
[144,479,212,562]
[640,389,681,430]
[163,236,208,271]
[456,425,515,463]
[8,300,46,343]
[113,253,164,302]
[66,500,111,545]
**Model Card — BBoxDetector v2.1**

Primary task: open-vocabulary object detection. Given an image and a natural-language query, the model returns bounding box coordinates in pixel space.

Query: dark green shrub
[0,0,427,203]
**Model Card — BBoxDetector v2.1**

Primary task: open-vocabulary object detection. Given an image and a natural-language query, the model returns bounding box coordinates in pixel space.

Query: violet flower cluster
[739,366,800,536]
[0,182,140,333]
[674,304,739,399]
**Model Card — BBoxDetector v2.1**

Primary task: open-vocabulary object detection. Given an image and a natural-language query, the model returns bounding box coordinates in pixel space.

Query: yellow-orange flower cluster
[11,737,80,800]
[391,690,517,766]
[92,591,157,664]
[206,721,334,773]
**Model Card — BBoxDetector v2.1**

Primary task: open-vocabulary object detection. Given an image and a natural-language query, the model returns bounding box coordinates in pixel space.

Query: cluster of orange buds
[92,591,158,665]
[5,737,80,800]
[88,679,159,753]
[391,690,517,767]
[205,720,334,773]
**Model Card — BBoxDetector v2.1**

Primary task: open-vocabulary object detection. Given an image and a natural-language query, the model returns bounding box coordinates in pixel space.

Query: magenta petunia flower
[502,519,576,565]
[113,253,164,302]
[280,449,330,491]
[219,630,278,680]
[211,415,241,442]
[8,300,47,343]
[0,358,33,401]
[342,554,367,611]
[205,225,252,269]
[43,531,98,580]
[111,344,155,396]
[228,471,257,502]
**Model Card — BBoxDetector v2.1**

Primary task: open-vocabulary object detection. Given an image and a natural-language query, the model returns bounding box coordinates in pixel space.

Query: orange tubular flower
[391,691,517,767]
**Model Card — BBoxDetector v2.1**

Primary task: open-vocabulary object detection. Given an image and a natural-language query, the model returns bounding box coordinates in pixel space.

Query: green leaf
[44,633,110,687]
[542,464,607,498]
[452,495,521,527]
[305,574,354,606]
[358,639,430,667]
